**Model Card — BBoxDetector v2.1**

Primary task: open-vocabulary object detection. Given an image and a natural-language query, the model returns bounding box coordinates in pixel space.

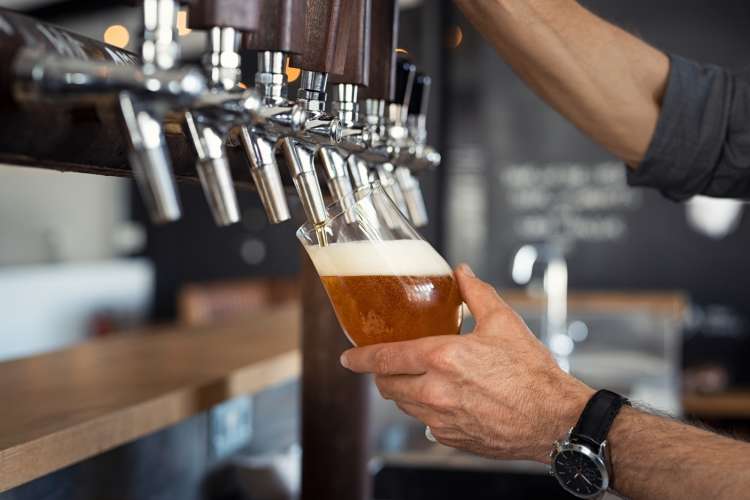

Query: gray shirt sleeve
[627,54,750,201]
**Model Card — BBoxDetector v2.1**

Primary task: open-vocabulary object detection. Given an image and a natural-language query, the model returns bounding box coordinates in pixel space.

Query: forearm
[453,0,669,165]
[605,407,750,499]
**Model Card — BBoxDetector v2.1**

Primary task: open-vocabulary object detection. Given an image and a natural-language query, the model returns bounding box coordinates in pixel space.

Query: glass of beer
[297,183,463,347]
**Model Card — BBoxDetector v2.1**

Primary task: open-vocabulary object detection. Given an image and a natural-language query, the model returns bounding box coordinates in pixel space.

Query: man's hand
[340,264,593,463]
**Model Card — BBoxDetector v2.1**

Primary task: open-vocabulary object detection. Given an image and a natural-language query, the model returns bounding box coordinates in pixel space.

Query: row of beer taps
[12,0,440,231]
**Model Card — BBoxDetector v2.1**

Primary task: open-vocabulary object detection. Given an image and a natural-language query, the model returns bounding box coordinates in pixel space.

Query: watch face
[553,447,607,498]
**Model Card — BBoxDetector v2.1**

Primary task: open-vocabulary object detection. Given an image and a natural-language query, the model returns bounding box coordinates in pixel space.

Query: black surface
[374,466,577,500]
[131,183,302,320]
[19,0,126,21]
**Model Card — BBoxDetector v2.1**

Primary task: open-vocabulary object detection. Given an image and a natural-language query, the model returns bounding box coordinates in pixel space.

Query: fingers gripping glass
[297,184,463,444]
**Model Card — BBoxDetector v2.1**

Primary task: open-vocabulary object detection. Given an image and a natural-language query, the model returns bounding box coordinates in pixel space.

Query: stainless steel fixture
[12,0,208,224]
[184,25,251,226]
[512,243,572,371]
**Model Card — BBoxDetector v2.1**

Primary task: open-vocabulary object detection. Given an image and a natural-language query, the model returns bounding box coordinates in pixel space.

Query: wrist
[537,378,595,463]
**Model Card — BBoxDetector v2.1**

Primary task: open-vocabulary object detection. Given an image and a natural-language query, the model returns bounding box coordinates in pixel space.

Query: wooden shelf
[0,304,301,493]
[683,391,750,419]
[502,290,688,319]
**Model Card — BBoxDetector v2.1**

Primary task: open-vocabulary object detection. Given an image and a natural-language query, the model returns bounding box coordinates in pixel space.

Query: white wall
[0,165,135,265]
[0,166,153,360]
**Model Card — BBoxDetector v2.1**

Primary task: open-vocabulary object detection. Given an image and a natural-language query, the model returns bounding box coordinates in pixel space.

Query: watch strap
[571,389,629,449]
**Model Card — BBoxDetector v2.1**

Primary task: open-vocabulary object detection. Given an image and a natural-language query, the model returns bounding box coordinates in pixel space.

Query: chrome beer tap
[236,0,327,225]
[237,49,325,226]
[125,0,189,223]
[393,71,437,227]
[283,69,342,226]
[12,0,208,224]
[179,0,297,227]
[366,57,416,219]
[183,21,261,226]
[405,73,441,173]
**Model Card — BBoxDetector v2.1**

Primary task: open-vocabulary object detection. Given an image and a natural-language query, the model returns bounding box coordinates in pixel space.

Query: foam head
[305,240,453,277]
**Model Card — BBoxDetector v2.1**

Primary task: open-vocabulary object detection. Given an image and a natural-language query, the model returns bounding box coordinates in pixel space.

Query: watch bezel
[551,439,610,498]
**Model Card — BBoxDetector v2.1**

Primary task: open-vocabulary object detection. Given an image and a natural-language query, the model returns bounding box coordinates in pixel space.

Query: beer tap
[347,0,407,218]
[238,48,303,225]
[393,71,435,227]
[240,0,332,228]
[182,0,263,226]
[12,0,209,224]
[371,57,416,218]
[317,0,374,211]
[405,72,441,172]
[125,0,190,223]
[280,0,354,225]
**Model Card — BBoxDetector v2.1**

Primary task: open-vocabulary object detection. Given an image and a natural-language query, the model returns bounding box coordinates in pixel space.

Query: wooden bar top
[0,304,301,493]
[683,391,750,419]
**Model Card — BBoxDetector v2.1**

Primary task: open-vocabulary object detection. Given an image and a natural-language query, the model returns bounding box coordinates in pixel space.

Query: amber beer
[306,240,463,346]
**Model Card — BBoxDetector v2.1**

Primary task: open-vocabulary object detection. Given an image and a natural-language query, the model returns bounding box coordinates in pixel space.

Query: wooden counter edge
[683,391,750,419]
[0,312,301,493]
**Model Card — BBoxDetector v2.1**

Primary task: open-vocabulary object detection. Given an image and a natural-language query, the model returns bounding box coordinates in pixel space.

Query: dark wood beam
[0,8,261,190]
[0,106,257,190]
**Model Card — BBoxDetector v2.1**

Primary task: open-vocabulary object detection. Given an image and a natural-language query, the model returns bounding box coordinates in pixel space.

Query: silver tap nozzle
[239,127,291,224]
[395,166,428,227]
[318,148,353,203]
[119,91,181,223]
[347,156,371,194]
[278,137,328,227]
[184,111,240,226]
[376,163,408,218]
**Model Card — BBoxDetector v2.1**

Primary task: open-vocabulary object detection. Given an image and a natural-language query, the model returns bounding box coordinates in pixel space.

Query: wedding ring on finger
[425,425,437,442]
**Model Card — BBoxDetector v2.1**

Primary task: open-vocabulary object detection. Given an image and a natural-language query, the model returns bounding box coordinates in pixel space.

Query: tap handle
[290,0,346,74]
[185,0,261,32]
[329,0,371,87]
[408,72,431,118]
[361,0,398,101]
[242,0,307,54]
[393,57,416,107]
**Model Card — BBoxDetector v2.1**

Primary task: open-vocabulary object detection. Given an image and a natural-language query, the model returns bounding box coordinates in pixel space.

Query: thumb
[455,264,510,323]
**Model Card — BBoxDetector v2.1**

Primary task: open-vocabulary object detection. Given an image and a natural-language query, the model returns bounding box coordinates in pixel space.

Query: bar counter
[0,303,300,493]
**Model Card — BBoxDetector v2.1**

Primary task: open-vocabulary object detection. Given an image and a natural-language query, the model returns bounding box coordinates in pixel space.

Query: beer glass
[297,183,463,347]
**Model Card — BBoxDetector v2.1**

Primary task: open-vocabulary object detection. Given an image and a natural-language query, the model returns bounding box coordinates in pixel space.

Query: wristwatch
[550,389,630,498]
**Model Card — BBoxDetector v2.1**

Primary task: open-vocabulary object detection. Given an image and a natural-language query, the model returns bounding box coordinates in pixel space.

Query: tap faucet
[511,243,573,371]
[183,22,252,226]
[238,49,329,227]
[13,0,208,224]
[123,0,187,223]
[393,71,436,227]
[237,50,306,225]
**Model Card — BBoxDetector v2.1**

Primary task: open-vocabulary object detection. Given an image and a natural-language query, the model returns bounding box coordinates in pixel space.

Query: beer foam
[305,240,453,277]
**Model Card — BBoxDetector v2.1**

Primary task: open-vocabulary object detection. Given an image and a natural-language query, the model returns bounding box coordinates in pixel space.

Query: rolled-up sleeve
[628,54,750,201]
